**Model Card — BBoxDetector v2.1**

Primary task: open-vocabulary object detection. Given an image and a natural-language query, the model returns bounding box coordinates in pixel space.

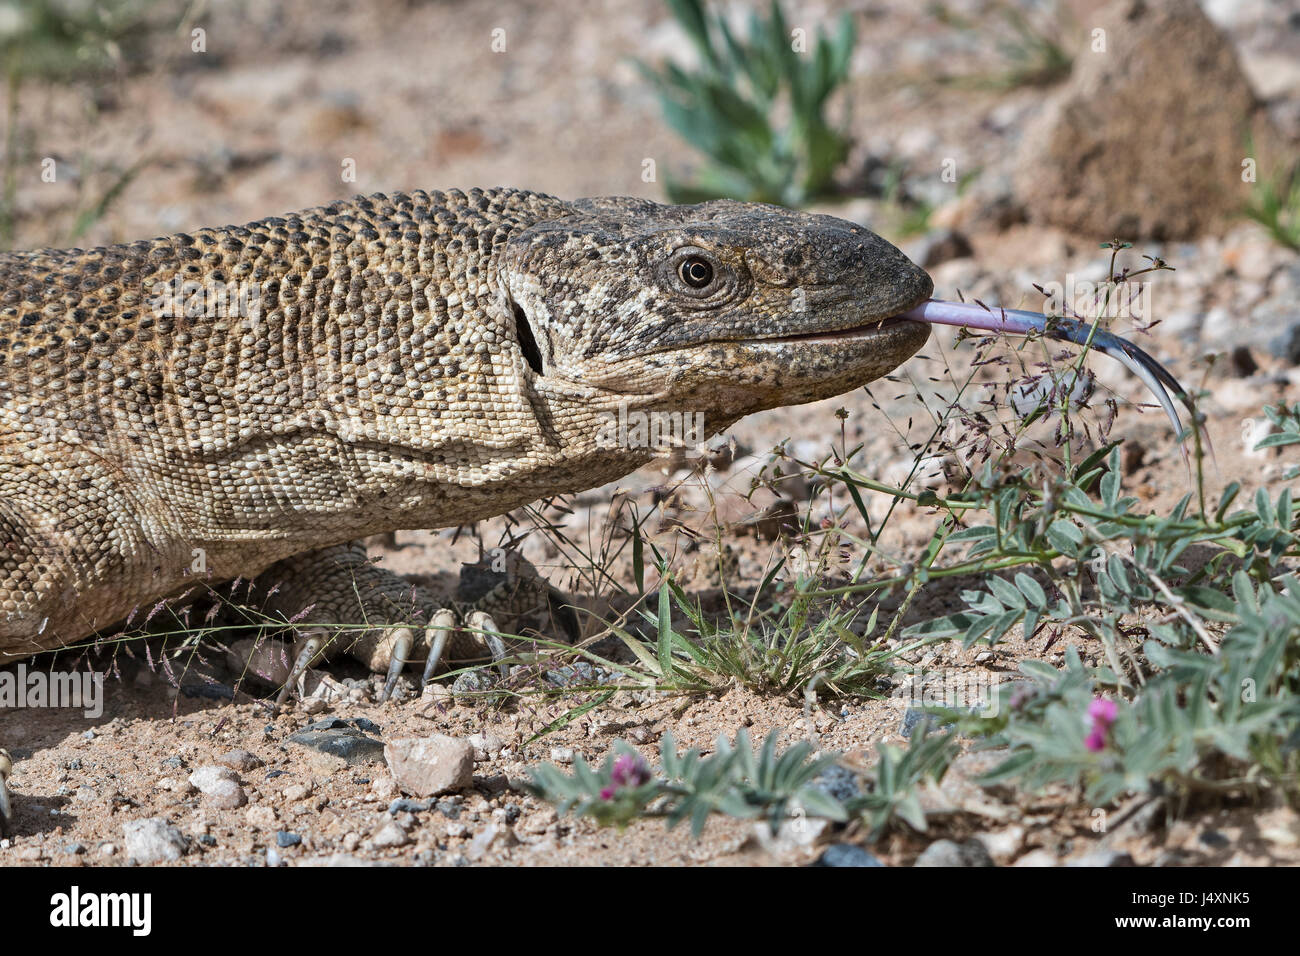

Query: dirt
[1,0,1299,867]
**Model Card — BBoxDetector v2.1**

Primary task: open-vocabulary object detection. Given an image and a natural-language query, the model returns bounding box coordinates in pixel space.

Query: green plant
[930,0,1073,89]
[0,0,159,81]
[639,0,857,205]
[0,0,162,248]
[525,724,956,838]
[1243,156,1300,252]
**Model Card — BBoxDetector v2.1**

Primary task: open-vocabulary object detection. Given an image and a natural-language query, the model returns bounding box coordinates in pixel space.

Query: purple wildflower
[610,752,651,789]
[1085,696,1119,752]
[1088,698,1118,725]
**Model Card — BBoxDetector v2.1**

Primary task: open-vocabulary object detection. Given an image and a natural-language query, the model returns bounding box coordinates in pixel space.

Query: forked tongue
[896,299,1197,448]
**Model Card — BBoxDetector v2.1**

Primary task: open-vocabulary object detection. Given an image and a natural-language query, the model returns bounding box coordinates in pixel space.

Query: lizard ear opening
[512,300,545,376]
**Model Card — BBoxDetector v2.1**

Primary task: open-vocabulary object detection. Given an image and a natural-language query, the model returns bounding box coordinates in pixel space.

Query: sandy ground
[1,0,1299,866]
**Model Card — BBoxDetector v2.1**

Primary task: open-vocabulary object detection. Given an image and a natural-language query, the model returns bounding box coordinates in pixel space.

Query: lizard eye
[678,256,714,289]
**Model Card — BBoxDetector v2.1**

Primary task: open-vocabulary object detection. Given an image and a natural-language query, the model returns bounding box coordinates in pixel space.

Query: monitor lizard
[0,187,937,834]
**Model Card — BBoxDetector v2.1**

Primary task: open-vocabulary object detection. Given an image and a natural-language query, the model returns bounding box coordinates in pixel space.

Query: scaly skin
[0,187,933,831]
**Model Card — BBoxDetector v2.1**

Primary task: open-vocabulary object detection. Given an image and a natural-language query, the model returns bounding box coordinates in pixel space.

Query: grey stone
[288,727,386,766]
[216,749,263,772]
[811,764,861,803]
[913,838,995,867]
[370,820,409,848]
[122,818,189,863]
[384,735,475,797]
[814,844,886,867]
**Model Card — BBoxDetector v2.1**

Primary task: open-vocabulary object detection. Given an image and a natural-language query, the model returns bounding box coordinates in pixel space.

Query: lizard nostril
[512,300,545,376]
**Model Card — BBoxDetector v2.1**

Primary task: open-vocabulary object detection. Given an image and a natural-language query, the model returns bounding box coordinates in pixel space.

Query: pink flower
[610,753,651,788]
[1085,696,1119,752]
[1088,698,1118,725]
[600,752,651,800]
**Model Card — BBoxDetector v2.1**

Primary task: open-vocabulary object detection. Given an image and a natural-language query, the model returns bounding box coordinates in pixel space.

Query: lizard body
[0,187,932,831]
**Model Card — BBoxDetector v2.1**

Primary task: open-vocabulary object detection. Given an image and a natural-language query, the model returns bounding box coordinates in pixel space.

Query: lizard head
[500,196,932,440]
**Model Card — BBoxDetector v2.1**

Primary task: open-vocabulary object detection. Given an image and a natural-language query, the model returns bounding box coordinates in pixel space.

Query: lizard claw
[0,748,12,838]
[466,610,511,679]
[274,629,325,714]
[420,609,456,690]
[380,626,418,702]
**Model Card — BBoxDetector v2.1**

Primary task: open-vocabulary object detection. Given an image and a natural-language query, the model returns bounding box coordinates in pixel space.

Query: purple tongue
[896,299,1193,441]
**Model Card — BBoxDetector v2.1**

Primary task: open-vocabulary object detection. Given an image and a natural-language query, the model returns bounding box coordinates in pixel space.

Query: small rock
[217,749,262,775]
[973,826,1025,864]
[465,823,517,861]
[245,805,277,829]
[388,798,431,815]
[813,844,886,867]
[811,764,861,803]
[99,843,117,857]
[204,779,248,810]
[158,777,196,795]
[275,831,302,848]
[899,708,944,738]
[750,817,830,860]
[283,781,314,803]
[467,732,505,758]
[1067,849,1136,867]
[913,838,995,867]
[451,670,496,696]
[370,820,409,848]
[122,818,189,863]
[288,726,385,766]
[549,747,575,764]
[188,765,239,794]
[384,736,475,797]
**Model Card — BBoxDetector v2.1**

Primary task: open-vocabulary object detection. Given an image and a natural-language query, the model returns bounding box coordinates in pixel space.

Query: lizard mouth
[741,285,934,345]
[757,314,918,343]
